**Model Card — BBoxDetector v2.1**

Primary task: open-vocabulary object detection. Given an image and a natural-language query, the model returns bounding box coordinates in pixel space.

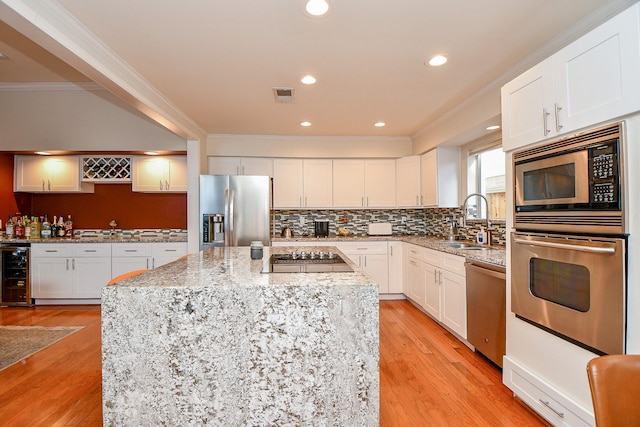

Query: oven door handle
[513,237,615,254]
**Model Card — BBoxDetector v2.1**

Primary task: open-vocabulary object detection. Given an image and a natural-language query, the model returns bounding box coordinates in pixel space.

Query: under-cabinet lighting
[486,125,500,131]
[144,151,160,156]
[35,151,51,155]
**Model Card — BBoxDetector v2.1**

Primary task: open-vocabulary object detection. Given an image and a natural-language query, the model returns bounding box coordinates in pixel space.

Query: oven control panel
[589,143,619,204]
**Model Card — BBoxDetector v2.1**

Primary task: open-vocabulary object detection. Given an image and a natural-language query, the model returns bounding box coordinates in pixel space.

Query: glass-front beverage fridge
[1,244,31,307]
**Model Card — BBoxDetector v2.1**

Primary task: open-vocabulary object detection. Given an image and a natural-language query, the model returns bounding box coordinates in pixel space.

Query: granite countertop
[272,234,506,268]
[109,245,373,289]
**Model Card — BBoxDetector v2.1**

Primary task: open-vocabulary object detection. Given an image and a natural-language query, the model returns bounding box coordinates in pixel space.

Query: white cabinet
[132,156,188,192]
[111,243,153,277]
[14,155,94,193]
[152,242,189,268]
[111,242,188,277]
[440,254,467,339]
[420,148,459,208]
[207,157,273,177]
[396,156,421,207]
[502,3,640,151]
[31,243,111,300]
[406,245,427,307]
[387,241,404,294]
[404,243,467,339]
[273,159,332,208]
[336,241,389,293]
[333,159,396,208]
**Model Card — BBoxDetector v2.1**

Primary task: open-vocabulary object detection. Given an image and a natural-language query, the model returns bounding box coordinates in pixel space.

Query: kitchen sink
[438,242,488,251]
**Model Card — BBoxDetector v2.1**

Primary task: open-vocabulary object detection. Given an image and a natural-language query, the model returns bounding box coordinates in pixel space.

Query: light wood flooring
[0,301,549,426]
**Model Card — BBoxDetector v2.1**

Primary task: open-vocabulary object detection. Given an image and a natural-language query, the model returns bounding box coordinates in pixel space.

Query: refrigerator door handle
[224,189,230,247]
[229,189,236,246]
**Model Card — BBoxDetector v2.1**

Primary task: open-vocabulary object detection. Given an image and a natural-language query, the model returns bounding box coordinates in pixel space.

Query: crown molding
[0,81,103,92]
[0,0,206,141]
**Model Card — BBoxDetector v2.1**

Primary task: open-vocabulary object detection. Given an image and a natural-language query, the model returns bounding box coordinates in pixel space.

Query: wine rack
[82,157,132,182]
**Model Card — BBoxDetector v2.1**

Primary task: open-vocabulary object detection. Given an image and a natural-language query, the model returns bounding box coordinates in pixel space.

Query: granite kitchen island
[101,246,379,426]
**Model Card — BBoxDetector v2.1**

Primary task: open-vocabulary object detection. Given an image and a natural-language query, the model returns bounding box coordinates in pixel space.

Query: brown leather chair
[587,354,640,426]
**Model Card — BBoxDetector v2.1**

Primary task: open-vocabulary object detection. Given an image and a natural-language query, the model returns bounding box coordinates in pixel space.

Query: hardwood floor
[0,301,549,426]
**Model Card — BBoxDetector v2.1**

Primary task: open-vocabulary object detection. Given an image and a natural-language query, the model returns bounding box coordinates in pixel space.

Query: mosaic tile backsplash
[273,208,506,245]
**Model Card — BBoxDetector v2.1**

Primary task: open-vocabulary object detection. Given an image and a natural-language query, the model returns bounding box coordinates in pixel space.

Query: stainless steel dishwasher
[465,260,506,367]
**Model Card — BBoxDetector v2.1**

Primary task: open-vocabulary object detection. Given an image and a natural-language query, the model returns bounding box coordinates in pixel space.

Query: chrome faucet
[462,193,492,245]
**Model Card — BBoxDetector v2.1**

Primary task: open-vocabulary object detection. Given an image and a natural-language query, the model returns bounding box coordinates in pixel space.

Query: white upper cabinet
[333,159,395,208]
[396,155,421,207]
[132,156,187,193]
[420,148,459,208]
[14,155,94,193]
[273,159,332,208]
[207,157,273,177]
[502,3,640,151]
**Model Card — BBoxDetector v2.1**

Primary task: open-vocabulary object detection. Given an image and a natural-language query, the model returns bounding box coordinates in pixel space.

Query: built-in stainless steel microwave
[513,122,624,235]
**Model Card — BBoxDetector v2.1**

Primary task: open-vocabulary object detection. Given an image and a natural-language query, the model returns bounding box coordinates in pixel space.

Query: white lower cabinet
[503,357,593,427]
[335,241,389,294]
[111,243,153,277]
[387,241,404,294]
[31,243,112,300]
[404,243,467,339]
[31,242,188,303]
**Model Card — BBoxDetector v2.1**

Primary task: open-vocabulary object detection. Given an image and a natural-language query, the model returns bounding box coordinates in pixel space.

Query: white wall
[0,87,186,152]
[207,134,412,159]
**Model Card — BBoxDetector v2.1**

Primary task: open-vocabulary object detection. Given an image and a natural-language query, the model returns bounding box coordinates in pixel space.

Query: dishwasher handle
[465,262,506,280]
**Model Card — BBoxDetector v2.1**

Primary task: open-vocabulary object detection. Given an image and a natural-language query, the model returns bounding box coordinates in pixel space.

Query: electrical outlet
[401,216,407,223]
[299,217,306,226]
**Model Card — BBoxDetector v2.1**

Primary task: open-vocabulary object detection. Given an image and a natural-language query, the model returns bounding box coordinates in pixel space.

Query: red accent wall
[1,154,187,230]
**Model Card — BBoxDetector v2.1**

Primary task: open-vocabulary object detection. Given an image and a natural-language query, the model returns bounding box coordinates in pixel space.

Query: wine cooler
[1,244,32,307]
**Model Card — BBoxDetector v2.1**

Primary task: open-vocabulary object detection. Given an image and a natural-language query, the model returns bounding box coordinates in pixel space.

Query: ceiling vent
[273,87,294,103]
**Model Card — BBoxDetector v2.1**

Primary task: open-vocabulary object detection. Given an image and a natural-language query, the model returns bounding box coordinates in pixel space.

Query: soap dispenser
[476,227,487,244]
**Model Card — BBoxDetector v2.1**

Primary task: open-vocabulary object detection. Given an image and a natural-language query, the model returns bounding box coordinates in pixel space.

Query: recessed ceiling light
[427,55,448,67]
[305,0,329,16]
[301,75,317,85]
[0,52,8,60]
[374,122,386,127]
[144,151,159,156]
[486,125,501,131]
[300,121,312,127]
[35,151,51,156]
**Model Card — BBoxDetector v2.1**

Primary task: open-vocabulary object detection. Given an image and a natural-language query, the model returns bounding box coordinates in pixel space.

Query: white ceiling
[0,0,637,145]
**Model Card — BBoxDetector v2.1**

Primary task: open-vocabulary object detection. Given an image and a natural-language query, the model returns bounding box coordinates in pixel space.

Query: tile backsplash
[273,208,506,245]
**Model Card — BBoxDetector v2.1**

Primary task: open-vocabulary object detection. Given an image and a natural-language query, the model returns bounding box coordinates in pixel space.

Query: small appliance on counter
[367,222,392,236]
[314,219,330,238]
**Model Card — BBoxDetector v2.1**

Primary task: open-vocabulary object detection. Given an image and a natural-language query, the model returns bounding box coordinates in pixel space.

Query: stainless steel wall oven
[511,122,627,355]
[511,232,626,355]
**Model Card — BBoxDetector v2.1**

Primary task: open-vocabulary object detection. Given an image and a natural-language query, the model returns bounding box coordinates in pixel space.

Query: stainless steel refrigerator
[199,175,271,250]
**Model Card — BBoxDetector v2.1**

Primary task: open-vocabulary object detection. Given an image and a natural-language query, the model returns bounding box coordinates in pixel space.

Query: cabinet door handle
[361,196,364,207]
[241,165,245,175]
[72,259,75,270]
[124,249,138,253]
[237,165,240,175]
[165,180,169,190]
[439,270,443,284]
[434,270,438,283]
[83,250,97,253]
[159,180,163,191]
[146,258,149,269]
[305,196,308,207]
[554,103,563,132]
[66,259,69,270]
[416,196,419,205]
[364,256,367,267]
[42,179,45,191]
[390,246,393,256]
[45,250,59,253]
[48,179,51,191]
[542,108,551,136]
[366,196,369,206]
[539,399,564,418]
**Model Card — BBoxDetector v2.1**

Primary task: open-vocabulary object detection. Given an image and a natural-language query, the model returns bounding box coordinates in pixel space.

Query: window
[466,142,506,220]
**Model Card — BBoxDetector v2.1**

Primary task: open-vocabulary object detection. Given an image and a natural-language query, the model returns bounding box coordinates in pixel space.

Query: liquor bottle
[14,217,25,238]
[24,217,31,239]
[65,215,74,238]
[51,215,58,238]
[41,215,52,239]
[57,216,66,237]
[5,216,14,239]
[30,216,41,239]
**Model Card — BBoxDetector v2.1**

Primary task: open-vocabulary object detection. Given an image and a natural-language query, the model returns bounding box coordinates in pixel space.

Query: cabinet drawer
[336,241,387,255]
[503,357,593,427]
[31,244,74,257]
[72,244,111,257]
[441,253,466,276]
[111,243,153,257]
[406,244,427,262]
